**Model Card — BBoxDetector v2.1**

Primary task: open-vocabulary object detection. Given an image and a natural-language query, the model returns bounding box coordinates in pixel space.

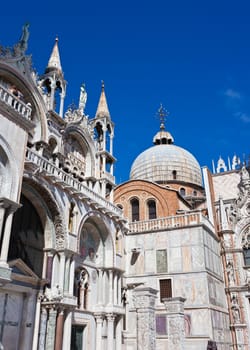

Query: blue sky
[1,1,250,183]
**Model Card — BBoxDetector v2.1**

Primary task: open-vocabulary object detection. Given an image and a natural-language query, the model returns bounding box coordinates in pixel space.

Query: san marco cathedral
[0,24,250,350]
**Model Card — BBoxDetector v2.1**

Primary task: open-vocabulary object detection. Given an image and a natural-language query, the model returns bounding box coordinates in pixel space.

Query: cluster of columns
[95,313,122,350]
[43,250,76,295]
[35,304,66,350]
[97,269,122,306]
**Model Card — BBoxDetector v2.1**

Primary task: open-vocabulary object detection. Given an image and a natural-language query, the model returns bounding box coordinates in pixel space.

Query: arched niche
[78,213,114,267]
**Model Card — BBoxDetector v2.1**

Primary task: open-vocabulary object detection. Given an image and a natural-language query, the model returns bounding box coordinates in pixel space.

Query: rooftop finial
[157,104,169,130]
[101,80,105,90]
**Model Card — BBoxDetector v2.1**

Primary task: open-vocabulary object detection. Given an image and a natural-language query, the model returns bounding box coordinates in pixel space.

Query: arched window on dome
[131,198,139,222]
[172,170,177,180]
[180,188,186,197]
[148,199,157,220]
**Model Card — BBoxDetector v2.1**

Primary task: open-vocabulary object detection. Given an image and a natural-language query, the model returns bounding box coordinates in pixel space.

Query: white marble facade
[0,26,247,350]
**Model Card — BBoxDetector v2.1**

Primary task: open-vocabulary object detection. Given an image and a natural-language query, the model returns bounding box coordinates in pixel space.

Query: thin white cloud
[234,112,250,123]
[224,88,241,99]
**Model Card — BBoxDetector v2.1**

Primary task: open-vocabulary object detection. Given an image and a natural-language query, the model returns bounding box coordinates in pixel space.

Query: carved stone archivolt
[23,177,67,249]
[241,226,250,249]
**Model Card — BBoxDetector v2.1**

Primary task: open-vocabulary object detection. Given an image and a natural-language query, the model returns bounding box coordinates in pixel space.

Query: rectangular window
[159,279,172,302]
[71,325,84,350]
[156,250,168,273]
[243,249,250,266]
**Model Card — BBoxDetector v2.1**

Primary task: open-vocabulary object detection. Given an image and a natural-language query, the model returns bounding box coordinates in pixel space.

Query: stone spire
[45,37,63,73]
[39,37,66,117]
[95,81,110,119]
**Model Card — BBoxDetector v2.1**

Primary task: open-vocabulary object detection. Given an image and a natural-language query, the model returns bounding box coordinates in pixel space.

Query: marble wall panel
[145,250,155,273]
[168,247,182,272]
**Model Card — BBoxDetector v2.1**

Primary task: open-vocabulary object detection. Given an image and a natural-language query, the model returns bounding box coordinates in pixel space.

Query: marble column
[0,211,14,262]
[69,258,75,295]
[32,294,42,350]
[59,92,65,118]
[117,275,121,306]
[0,198,20,261]
[62,311,72,350]
[163,297,186,350]
[98,269,103,305]
[0,199,19,284]
[115,316,122,350]
[0,206,5,241]
[38,307,48,350]
[107,313,115,350]
[108,270,113,305]
[45,308,57,350]
[55,309,64,350]
[59,252,65,290]
[113,272,117,305]
[46,253,54,286]
[133,287,158,350]
[64,256,70,292]
[50,82,55,111]
[95,314,103,350]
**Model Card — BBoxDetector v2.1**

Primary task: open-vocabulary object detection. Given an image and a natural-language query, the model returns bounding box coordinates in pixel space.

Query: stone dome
[130,144,202,186]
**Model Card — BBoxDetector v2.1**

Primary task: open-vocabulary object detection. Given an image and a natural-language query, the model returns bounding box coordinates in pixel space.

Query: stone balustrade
[0,84,32,119]
[25,148,122,218]
[129,211,214,233]
[101,171,115,183]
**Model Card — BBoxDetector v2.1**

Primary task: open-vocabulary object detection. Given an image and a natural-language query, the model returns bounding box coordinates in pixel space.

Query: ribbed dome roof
[130,144,202,186]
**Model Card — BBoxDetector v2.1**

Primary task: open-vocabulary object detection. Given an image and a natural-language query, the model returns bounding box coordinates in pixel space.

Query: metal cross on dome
[157,104,169,129]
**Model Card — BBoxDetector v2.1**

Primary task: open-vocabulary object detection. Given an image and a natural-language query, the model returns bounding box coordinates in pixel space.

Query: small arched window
[131,198,139,222]
[148,200,157,220]
[180,188,186,197]
[193,190,197,197]
[172,170,177,180]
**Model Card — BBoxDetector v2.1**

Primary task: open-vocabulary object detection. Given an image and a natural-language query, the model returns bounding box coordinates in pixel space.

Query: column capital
[94,313,104,323]
[133,286,158,310]
[163,296,186,314]
[0,197,21,213]
[106,313,116,322]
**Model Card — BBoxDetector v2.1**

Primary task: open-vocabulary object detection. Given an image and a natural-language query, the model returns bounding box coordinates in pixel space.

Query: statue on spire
[79,83,87,114]
[19,23,30,53]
